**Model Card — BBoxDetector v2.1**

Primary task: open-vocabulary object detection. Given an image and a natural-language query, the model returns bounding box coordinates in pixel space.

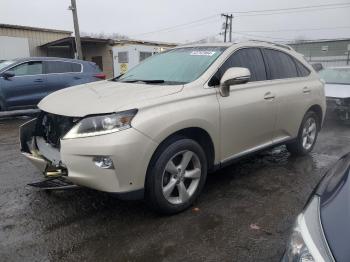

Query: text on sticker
[190,51,216,56]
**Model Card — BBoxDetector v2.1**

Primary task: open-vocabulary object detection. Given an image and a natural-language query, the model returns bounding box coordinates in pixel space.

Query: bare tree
[292,35,307,44]
[81,31,129,40]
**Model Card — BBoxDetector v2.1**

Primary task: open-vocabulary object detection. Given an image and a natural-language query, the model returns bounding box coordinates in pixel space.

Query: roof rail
[247,40,294,51]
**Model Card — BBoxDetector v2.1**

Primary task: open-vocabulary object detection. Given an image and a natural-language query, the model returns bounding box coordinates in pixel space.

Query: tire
[145,137,207,215]
[287,111,319,156]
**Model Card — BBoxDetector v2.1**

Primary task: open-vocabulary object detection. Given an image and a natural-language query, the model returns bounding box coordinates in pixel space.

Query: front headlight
[285,215,315,262]
[63,109,137,139]
[283,197,334,262]
[335,99,343,106]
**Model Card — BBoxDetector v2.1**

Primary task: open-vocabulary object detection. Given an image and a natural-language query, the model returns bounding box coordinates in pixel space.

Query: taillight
[94,73,106,80]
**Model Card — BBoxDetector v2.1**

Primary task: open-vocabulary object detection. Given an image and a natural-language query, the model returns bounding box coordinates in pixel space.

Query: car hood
[38,80,183,117]
[325,83,350,98]
[316,153,350,262]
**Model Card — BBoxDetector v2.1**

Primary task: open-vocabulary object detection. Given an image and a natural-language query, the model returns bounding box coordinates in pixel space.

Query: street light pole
[69,0,83,59]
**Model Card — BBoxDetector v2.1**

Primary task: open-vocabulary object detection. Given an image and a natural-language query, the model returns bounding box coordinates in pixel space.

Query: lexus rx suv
[20,41,326,214]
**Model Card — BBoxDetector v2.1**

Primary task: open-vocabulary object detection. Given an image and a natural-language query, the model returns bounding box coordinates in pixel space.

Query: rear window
[46,61,82,74]
[262,49,298,79]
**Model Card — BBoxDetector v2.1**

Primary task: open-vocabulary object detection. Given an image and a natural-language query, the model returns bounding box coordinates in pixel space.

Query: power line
[229,2,350,14]
[131,2,350,38]
[234,26,350,33]
[149,17,221,35]
[235,5,350,17]
[131,15,219,37]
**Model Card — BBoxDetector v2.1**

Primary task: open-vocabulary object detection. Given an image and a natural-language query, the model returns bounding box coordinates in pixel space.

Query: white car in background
[319,66,350,122]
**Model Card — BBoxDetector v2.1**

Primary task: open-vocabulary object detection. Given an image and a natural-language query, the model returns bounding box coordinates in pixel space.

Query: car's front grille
[36,112,79,148]
[326,98,339,110]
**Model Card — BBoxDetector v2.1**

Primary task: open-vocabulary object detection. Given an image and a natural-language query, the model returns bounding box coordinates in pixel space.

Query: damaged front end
[326,97,350,122]
[20,112,80,189]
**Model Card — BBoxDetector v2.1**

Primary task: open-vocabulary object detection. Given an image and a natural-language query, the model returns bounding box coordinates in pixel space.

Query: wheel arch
[145,127,216,185]
[306,104,323,130]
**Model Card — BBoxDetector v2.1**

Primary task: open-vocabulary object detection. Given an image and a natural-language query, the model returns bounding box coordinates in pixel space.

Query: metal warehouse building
[289,38,350,67]
[0,23,72,58]
[0,23,176,78]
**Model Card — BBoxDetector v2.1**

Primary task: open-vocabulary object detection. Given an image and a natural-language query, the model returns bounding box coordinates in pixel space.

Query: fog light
[93,156,114,169]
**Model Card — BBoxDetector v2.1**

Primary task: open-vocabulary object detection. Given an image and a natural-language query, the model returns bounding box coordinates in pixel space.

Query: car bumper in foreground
[281,196,334,262]
[326,97,350,121]
[20,118,158,197]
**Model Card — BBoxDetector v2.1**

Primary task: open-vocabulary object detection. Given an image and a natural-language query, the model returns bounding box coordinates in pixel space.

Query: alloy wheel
[302,117,317,150]
[161,150,201,205]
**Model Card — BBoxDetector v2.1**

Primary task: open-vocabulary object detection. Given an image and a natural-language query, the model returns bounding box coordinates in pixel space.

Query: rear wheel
[287,111,319,155]
[145,138,207,214]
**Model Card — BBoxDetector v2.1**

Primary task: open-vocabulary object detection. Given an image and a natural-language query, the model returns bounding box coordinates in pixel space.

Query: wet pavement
[0,115,349,262]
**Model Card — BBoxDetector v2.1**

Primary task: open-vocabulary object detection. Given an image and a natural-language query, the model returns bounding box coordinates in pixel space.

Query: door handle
[73,76,81,80]
[303,86,311,94]
[34,79,44,83]
[264,92,275,101]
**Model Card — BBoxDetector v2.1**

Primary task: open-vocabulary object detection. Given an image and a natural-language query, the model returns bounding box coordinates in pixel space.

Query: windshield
[319,68,350,85]
[115,46,226,85]
[0,60,15,71]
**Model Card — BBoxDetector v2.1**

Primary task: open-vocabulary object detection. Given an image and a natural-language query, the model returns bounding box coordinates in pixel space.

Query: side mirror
[312,63,323,72]
[1,71,15,79]
[219,67,251,97]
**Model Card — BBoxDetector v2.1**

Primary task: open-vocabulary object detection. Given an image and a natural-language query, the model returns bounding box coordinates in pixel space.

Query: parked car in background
[282,152,350,262]
[20,41,325,214]
[319,66,350,122]
[0,57,106,111]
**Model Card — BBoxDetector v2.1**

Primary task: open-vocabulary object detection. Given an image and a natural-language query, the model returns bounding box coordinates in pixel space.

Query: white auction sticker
[190,51,216,56]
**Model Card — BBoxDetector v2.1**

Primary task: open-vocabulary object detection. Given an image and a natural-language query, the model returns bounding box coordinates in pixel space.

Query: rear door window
[10,61,43,76]
[210,48,267,85]
[45,61,81,74]
[262,49,298,80]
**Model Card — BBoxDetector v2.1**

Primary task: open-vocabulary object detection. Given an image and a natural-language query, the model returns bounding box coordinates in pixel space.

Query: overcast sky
[1,0,350,43]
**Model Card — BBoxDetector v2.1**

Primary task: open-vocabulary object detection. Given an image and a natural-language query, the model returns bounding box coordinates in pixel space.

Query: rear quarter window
[46,61,82,74]
[262,49,298,80]
[294,59,311,77]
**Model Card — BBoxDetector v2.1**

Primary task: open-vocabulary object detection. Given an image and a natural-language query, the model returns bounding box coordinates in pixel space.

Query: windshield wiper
[122,79,165,84]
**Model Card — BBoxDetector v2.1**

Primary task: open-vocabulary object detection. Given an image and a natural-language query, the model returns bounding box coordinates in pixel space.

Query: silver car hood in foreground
[325,83,350,98]
[39,80,183,117]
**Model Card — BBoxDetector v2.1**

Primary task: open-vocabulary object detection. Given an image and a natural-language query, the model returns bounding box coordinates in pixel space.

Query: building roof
[113,39,177,47]
[40,36,177,48]
[40,36,113,47]
[289,38,350,45]
[0,23,72,34]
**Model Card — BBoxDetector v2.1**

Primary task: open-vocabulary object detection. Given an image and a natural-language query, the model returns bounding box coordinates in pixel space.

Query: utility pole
[221,14,233,42]
[69,0,83,59]
[229,14,233,42]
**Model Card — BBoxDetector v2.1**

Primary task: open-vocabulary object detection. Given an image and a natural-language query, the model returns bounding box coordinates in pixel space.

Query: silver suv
[20,41,326,214]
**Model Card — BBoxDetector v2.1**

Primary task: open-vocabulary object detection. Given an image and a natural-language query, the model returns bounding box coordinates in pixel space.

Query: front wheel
[287,111,319,156]
[145,138,207,214]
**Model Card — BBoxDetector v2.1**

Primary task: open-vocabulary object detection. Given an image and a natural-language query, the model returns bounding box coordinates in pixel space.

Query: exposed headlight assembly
[64,109,137,139]
[335,99,343,106]
[283,197,334,262]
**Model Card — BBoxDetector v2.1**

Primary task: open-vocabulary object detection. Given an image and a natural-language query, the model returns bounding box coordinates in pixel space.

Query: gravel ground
[0,115,349,262]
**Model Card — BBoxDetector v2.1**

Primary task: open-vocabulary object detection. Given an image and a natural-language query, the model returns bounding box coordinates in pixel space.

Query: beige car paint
[21,41,326,193]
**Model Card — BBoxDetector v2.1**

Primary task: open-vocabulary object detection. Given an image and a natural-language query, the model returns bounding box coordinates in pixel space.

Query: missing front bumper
[19,118,68,178]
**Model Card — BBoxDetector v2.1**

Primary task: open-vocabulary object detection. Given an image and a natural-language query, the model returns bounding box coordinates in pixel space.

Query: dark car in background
[0,57,106,111]
[282,152,350,262]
